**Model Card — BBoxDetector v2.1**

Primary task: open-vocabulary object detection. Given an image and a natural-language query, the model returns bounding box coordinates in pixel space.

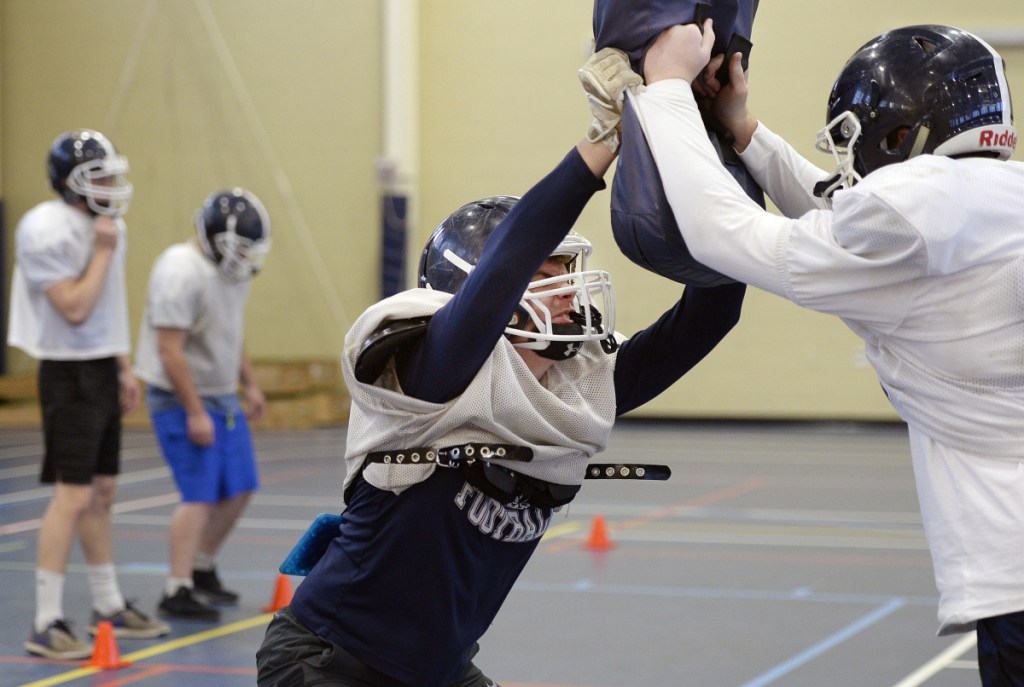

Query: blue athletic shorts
[151,405,259,503]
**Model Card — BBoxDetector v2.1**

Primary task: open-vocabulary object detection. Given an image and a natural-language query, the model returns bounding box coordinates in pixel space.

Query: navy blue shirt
[289,147,745,685]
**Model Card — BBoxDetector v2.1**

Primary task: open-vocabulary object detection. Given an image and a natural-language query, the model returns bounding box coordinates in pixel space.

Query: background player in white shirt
[8,129,169,659]
[134,189,271,621]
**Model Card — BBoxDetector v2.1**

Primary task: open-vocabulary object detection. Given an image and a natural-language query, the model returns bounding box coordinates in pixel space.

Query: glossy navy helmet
[196,188,272,282]
[47,129,132,216]
[418,195,616,359]
[815,25,1016,200]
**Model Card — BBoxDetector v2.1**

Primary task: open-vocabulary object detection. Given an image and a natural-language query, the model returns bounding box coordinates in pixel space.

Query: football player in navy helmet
[47,129,133,217]
[813,24,1016,201]
[419,195,616,361]
[11,128,167,658]
[195,188,272,283]
[258,48,746,687]
[135,188,270,621]
[637,21,1024,684]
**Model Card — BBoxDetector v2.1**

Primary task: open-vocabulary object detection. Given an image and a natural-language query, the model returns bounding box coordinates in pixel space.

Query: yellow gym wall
[2,1,1022,421]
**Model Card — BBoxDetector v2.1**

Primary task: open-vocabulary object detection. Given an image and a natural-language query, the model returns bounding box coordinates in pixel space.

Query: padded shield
[594,0,764,286]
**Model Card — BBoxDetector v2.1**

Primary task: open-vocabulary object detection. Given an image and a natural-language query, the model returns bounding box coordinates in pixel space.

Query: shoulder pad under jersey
[354,316,432,384]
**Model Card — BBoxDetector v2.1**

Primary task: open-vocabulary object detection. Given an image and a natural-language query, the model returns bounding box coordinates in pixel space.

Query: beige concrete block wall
[3,1,1022,421]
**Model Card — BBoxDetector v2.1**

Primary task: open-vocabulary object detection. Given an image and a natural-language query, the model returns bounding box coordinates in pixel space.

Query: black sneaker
[192,568,239,606]
[158,587,220,620]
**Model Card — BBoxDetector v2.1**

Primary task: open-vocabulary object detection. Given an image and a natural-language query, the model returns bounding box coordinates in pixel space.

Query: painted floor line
[891,632,978,687]
[740,597,906,687]
[544,478,768,554]
[515,580,936,607]
[0,493,180,536]
[17,613,272,687]
[540,521,582,541]
[0,468,172,508]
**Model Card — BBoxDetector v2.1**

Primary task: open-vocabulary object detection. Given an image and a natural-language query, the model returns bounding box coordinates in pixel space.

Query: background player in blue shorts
[134,188,272,621]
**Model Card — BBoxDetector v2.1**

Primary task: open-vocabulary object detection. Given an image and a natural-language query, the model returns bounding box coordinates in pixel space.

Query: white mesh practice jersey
[8,200,130,360]
[341,288,617,501]
[636,80,1024,634]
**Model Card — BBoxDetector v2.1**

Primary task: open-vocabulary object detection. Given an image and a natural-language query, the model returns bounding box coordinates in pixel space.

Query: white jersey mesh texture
[341,288,617,500]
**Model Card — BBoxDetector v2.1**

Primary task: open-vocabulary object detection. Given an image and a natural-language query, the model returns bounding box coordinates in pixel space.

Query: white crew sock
[35,568,65,633]
[87,563,125,616]
[193,552,216,572]
[166,577,193,597]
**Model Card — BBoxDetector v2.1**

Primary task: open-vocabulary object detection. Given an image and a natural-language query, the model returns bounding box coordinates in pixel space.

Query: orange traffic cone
[584,515,614,551]
[84,620,131,670]
[263,573,294,612]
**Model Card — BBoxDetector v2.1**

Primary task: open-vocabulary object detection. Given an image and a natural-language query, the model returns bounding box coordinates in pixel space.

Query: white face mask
[814,111,864,207]
[437,232,616,353]
[211,231,272,283]
[67,155,133,217]
[195,191,272,282]
[509,267,615,352]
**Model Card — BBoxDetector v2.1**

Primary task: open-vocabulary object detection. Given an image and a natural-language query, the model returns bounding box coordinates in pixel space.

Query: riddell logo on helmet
[978,128,1018,150]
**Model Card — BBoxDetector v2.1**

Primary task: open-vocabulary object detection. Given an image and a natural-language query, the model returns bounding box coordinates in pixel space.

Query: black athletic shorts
[978,609,1024,687]
[38,358,121,485]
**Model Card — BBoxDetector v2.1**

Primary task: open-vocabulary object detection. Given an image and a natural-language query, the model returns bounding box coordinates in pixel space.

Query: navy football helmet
[815,25,1016,199]
[418,195,616,359]
[47,129,132,216]
[196,188,272,282]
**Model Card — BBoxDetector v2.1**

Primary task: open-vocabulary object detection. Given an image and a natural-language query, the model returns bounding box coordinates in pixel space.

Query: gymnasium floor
[0,420,981,687]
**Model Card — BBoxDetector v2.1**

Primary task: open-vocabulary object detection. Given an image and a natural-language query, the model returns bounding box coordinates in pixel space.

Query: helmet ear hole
[881,127,910,151]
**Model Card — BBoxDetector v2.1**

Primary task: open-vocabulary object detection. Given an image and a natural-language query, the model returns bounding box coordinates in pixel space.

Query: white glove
[578,47,645,152]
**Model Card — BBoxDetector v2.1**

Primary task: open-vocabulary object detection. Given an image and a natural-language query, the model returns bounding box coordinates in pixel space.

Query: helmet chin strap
[534,322,586,360]
[902,122,932,160]
[526,306,619,360]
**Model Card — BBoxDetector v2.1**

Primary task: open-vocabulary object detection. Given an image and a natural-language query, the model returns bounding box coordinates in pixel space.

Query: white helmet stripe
[972,31,1014,127]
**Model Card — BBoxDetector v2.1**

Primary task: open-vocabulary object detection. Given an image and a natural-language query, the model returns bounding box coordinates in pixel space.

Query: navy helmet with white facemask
[814,24,1016,202]
[418,195,617,359]
[47,129,133,217]
[196,188,272,283]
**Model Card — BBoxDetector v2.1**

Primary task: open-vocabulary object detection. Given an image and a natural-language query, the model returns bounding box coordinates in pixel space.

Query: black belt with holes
[586,463,671,480]
[363,443,534,468]
[361,443,671,508]
[362,444,671,481]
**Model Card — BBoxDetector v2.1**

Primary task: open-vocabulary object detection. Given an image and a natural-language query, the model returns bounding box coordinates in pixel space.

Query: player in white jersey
[8,129,169,659]
[135,189,271,621]
[628,20,1024,685]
